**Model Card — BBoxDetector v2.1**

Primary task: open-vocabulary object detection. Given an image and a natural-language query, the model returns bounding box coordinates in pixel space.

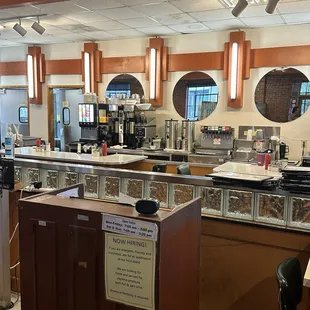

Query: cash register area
[1,1,310,310]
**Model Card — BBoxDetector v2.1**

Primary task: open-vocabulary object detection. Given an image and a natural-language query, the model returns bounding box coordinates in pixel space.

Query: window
[19,106,28,123]
[299,82,310,115]
[300,82,310,95]
[62,107,70,125]
[106,83,131,98]
[186,85,219,121]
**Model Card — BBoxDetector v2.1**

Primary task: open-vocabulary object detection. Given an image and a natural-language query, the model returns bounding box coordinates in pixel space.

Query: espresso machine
[165,119,179,150]
[181,120,195,152]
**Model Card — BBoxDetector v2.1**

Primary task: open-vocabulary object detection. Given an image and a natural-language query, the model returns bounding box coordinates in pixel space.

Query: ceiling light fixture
[84,52,91,94]
[13,19,27,37]
[265,0,280,14]
[230,42,239,100]
[31,17,45,35]
[232,0,248,17]
[27,54,34,99]
[149,48,157,100]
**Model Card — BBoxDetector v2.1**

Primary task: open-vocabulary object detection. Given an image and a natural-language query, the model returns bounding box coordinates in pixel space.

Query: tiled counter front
[14,159,310,231]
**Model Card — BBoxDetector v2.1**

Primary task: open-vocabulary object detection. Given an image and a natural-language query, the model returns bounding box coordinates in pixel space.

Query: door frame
[0,85,30,136]
[47,85,84,151]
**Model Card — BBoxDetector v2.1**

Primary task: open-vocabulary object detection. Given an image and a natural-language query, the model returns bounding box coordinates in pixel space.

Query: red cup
[257,153,265,166]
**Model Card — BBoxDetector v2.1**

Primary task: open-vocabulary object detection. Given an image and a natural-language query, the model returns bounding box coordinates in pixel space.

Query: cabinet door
[67,226,98,310]
[20,219,57,310]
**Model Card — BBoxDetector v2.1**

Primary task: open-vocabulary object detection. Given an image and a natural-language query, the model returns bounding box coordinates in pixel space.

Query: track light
[31,17,45,35]
[266,0,280,14]
[13,19,27,37]
[232,0,248,17]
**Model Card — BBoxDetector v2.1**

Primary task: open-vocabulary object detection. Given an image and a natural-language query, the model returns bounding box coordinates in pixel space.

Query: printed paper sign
[102,214,158,241]
[105,233,155,310]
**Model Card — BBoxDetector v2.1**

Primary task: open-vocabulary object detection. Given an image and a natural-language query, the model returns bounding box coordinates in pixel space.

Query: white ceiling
[0,0,307,47]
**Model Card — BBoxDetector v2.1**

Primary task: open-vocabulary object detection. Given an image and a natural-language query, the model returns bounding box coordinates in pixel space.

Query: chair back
[276,257,303,310]
[177,164,191,175]
[152,164,167,173]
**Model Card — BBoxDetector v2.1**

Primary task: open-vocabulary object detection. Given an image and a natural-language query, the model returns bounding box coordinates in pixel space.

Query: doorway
[48,86,84,151]
[0,87,29,145]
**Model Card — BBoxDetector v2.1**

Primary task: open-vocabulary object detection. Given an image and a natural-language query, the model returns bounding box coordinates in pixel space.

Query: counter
[15,147,147,166]
[12,155,310,233]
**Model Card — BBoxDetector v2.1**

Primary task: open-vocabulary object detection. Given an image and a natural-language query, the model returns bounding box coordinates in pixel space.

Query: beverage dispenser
[181,120,195,152]
[165,119,178,149]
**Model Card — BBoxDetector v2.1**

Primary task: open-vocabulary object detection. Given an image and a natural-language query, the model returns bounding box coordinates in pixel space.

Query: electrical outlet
[302,141,307,149]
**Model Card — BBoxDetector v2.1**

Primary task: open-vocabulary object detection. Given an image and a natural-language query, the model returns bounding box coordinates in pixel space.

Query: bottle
[102,142,107,156]
[5,126,15,158]
[265,154,271,170]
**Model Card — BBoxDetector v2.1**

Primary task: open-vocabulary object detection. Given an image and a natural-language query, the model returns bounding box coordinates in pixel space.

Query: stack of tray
[281,166,310,193]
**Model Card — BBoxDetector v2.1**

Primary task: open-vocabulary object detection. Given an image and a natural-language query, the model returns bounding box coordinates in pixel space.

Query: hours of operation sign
[104,232,156,310]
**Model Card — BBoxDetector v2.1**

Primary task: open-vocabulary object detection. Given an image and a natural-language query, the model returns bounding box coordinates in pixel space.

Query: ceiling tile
[56,33,92,41]
[0,40,24,47]
[120,17,159,27]
[84,30,118,39]
[132,3,182,16]
[152,13,196,25]
[282,11,310,24]
[170,0,225,13]
[204,18,245,30]
[0,28,29,39]
[38,15,79,26]
[117,0,166,5]
[98,7,143,19]
[107,28,144,37]
[169,22,210,33]
[277,0,310,14]
[64,12,110,23]
[189,9,233,21]
[1,5,42,16]
[240,15,285,27]
[71,0,124,10]
[137,25,176,35]
[238,4,278,17]
[86,20,129,30]
[43,26,73,35]
[35,2,88,15]
[3,19,34,29]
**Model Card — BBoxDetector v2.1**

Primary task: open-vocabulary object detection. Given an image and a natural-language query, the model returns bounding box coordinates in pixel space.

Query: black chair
[177,164,191,175]
[276,257,303,310]
[152,164,167,173]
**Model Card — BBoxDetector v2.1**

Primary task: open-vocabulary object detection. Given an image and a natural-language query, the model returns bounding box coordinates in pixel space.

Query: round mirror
[173,72,219,121]
[106,74,144,99]
[255,68,310,123]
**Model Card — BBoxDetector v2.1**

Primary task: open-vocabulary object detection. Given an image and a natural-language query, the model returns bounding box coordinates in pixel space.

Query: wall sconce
[84,52,91,93]
[27,54,34,99]
[230,42,238,100]
[149,48,157,100]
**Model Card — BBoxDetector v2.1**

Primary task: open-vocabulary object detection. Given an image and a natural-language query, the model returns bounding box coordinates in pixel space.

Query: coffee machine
[165,119,179,150]
[181,120,195,152]
[135,116,156,149]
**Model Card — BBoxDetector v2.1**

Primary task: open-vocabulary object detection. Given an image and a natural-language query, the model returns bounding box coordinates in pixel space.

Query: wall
[1,24,310,159]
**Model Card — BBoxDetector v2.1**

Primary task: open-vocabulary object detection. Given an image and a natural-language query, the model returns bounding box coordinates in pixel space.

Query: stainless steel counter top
[15,147,147,166]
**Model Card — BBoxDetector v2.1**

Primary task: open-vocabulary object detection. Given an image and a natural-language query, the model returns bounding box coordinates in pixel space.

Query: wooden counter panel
[200,217,310,310]
[9,191,38,292]
[119,161,213,176]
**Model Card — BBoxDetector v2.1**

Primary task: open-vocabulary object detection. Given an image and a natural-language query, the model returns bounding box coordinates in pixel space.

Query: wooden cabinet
[19,191,201,310]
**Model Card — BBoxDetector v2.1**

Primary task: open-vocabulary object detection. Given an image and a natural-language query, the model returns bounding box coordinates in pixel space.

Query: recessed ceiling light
[0,25,5,30]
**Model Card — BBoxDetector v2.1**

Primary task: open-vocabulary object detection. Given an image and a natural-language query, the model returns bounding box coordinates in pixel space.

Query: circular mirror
[106,74,144,99]
[173,72,219,121]
[255,68,310,123]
